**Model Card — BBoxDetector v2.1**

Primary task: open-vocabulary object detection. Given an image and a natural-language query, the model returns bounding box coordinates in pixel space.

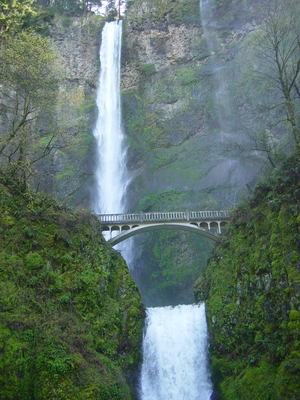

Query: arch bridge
[98,210,230,245]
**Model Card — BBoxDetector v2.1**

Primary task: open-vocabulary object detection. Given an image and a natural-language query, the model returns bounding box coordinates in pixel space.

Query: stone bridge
[98,210,230,245]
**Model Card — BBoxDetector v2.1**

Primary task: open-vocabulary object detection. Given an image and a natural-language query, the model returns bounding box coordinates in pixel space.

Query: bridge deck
[98,210,230,224]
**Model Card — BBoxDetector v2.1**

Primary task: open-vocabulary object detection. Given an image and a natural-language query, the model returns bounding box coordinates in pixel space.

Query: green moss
[289,309,300,321]
[223,362,277,400]
[195,155,300,399]
[62,16,72,28]
[176,67,202,86]
[55,164,74,182]
[24,252,43,269]
[139,63,156,77]
[275,353,300,400]
[0,174,144,398]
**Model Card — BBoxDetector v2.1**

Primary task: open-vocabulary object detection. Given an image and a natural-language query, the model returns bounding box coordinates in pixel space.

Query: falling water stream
[200,0,232,133]
[93,21,127,215]
[93,21,212,400]
[140,304,212,399]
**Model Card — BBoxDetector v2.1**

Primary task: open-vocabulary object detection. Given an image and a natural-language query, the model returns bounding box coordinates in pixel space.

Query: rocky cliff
[122,0,267,202]
[120,0,288,304]
[39,13,104,207]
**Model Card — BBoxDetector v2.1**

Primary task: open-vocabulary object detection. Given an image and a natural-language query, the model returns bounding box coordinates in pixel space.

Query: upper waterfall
[93,21,128,215]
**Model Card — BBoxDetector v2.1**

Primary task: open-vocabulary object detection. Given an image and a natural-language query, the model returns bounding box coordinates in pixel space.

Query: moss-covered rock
[195,155,300,399]
[0,173,144,399]
[120,0,288,305]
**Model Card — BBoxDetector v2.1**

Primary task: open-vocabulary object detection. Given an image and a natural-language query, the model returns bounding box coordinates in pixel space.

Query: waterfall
[93,21,127,215]
[200,0,232,133]
[93,19,212,400]
[140,304,212,400]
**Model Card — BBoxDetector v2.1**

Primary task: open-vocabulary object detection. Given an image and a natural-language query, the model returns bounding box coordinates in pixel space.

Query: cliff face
[120,0,281,305]
[121,0,266,200]
[38,14,104,207]
[194,156,300,399]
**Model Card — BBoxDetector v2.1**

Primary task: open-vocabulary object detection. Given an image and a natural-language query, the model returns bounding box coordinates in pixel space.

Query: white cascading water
[93,21,127,215]
[200,0,232,133]
[93,19,213,400]
[140,304,212,400]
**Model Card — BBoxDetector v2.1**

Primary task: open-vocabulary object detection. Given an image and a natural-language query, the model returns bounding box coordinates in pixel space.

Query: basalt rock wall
[39,14,104,207]
[120,0,278,305]
[121,0,268,207]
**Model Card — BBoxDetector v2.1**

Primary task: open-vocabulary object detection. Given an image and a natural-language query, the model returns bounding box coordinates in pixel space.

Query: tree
[256,0,300,151]
[34,0,102,16]
[228,0,300,165]
[0,31,62,189]
[0,0,36,38]
[84,0,102,13]
[106,0,118,22]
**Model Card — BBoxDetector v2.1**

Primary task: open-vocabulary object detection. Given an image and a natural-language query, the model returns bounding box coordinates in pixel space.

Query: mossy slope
[195,156,300,399]
[0,174,144,399]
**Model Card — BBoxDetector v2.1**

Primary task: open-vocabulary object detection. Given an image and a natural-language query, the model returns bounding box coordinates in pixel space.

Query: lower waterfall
[140,304,212,400]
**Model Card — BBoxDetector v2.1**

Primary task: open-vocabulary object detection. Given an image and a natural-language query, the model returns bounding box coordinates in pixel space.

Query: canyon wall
[38,13,104,207]
[120,0,286,304]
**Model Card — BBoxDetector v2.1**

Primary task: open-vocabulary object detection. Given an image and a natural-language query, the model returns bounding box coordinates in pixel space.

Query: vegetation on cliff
[0,2,106,206]
[194,155,300,399]
[121,0,300,306]
[122,0,222,306]
[0,31,62,191]
[0,173,144,399]
[0,0,36,38]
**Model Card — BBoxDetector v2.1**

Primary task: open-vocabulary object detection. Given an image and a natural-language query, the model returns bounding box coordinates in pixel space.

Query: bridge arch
[105,222,225,245]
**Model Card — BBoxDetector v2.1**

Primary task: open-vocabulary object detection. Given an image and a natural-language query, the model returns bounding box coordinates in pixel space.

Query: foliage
[0,31,62,190]
[195,155,300,399]
[226,0,300,163]
[255,0,300,152]
[35,0,102,17]
[0,0,35,37]
[0,173,144,399]
[127,0,201,27]
[105,0,118,22]
[139,63,155,77]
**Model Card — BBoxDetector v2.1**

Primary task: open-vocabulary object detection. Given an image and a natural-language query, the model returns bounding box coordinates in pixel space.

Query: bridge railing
[98,210,230,224]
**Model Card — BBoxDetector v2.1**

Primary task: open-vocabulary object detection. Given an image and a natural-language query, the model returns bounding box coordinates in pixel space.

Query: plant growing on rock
[255,0,300,152]
[195,155,300,399]
[0,31,62,190]
[0,173,144,398]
